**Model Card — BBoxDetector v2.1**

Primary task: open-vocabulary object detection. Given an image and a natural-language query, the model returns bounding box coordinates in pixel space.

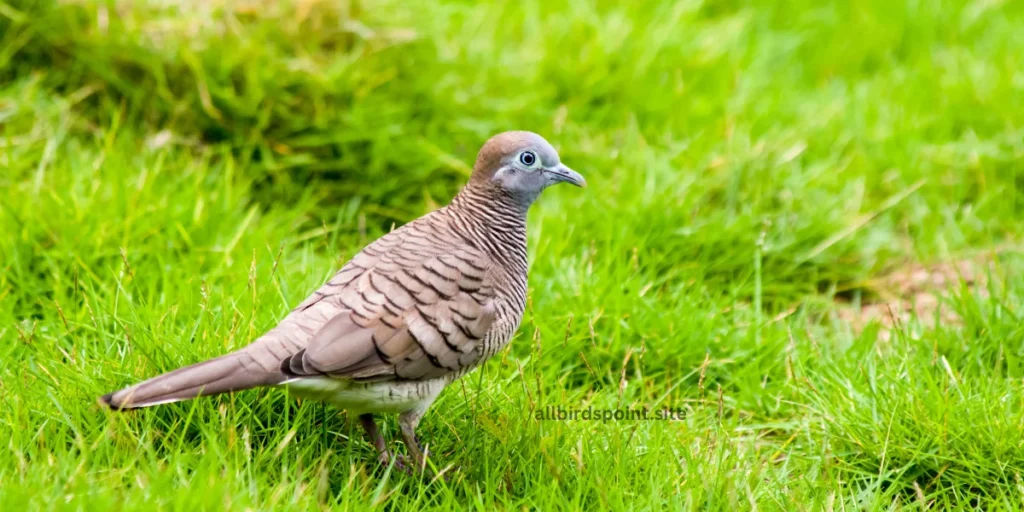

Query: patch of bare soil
[835,259,990,339]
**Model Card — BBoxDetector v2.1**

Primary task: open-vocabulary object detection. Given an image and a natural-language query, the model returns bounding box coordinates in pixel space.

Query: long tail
[99,339,293,410]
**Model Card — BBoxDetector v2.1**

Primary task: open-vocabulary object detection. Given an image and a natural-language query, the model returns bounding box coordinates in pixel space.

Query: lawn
[2,0,1024,509]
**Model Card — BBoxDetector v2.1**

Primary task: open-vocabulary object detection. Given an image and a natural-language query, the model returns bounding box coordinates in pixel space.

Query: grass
[2,0,1024,509]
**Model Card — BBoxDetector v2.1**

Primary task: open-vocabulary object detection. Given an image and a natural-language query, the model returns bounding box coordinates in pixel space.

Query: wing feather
[280,234,496,382]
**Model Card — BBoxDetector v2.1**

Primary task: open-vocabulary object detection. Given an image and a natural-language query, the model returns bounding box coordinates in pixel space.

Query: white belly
[279,377,448,415]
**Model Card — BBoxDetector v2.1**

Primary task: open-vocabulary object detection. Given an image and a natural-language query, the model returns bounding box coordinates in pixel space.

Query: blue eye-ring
[519,151,537,166]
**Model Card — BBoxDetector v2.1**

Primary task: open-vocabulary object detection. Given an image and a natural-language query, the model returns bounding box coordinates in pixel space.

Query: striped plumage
[98,131,585,471]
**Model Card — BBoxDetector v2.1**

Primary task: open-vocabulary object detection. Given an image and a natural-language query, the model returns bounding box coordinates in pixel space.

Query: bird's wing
[277,226,497,381]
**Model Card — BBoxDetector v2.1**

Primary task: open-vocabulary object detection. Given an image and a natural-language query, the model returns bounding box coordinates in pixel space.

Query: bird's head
[469,131,586,204]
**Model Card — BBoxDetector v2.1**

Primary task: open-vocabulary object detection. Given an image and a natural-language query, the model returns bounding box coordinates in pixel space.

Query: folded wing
[280,244,497,382]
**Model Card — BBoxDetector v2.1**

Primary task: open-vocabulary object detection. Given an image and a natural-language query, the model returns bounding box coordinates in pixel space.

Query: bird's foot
[377,451,407,472]
[381,452,428,477]
[380,451,450,481]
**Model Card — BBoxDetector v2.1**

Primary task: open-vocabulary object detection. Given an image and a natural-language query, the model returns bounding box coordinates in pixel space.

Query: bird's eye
[519,151,537,167]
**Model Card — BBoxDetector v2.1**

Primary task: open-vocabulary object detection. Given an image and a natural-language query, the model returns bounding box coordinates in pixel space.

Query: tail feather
[100,342,291,410]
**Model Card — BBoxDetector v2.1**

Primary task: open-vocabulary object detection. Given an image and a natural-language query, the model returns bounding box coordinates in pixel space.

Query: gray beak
[546,164,587,188]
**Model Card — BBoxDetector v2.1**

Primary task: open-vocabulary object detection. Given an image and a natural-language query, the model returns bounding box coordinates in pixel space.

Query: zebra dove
[99,131,585,471]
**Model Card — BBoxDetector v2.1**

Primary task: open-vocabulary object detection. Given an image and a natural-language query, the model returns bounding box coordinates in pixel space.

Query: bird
[99,131,586,472]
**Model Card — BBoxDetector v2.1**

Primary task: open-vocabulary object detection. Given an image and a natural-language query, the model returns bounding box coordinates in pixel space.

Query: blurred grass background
[2,0,1024,509]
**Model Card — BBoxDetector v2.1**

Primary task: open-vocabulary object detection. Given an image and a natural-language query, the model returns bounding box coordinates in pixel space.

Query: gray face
[490,135,586,201]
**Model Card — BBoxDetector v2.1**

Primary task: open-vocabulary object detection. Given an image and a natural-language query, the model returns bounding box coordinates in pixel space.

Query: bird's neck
[455,180,536,214]
[447,182,529,269]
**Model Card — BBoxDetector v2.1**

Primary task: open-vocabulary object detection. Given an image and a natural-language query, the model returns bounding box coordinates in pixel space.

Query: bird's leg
[359,413,398,467]
[398,410,429,472]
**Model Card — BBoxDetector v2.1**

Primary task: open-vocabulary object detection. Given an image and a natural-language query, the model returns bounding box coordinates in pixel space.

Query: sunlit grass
[2,0,1024,509]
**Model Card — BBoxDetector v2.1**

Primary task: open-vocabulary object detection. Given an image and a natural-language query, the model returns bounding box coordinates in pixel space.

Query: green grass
[2,0,1024,509]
